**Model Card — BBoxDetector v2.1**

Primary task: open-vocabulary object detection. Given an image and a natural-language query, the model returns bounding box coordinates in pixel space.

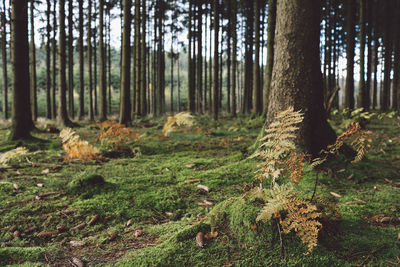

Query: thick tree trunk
[266,0,336,155]
[119,0,131,124]
[344,0,356,109]
[29,0,37,121]
[393,1,400,110]
[67,0,74,118]
[213,0,219,120]
[1,0,8,119]
[243,2,253,113]
[9,0,33,140]
[78,0,84,119]
[98,0,107,120]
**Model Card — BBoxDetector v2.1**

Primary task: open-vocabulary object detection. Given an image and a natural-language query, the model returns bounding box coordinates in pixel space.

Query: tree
[57,0,71,126]
[1,0,8,119]
[51,0,57,119]
[45,0,51,118]
[78,0,84,119]
[265,0,336,155]
[344,0,356,109]
[67,0,74,118]
[213,0,219,120]
[119,0,131,124]
[357,0,367,109]
[99,0,107,120]
[263,0,276,114]
[29,0,37,121]
[252,0,262,114]
[9,0,34,140]
[88,0,94,121]
[230,0,237,117]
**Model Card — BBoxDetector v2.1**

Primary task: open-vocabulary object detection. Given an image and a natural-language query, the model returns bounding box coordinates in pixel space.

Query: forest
[0,0,399,266]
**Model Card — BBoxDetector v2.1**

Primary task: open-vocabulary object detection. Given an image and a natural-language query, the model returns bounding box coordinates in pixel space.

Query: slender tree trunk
[119,0,131,124]
[107,6,112,114]
[170,45,174,112]
[88,0,94,121]
[93,23,98,116]
[365,0,372,110]
[187,1,195,113]
[213,0,219,120]
[357,0,366,109]
[266,0,336,155]
[9,0,33,140]
[372,16,379,109]
[140,0,147,115]
[382,1,393,111]
[243,2,254,113]
[253,0,262,114]
[45,0,51,119]
[29,0,37,121]
[98,0,106,120]
[67,0,74,118]
[1,0,8,119]
[51,0,57,119]
[197,5,203,114]
[57,0,71,126]
[344,0,356,109]
[226,2,231,114]
[78,0,84,119]
[231,0,237,117]
[177,55,180,112]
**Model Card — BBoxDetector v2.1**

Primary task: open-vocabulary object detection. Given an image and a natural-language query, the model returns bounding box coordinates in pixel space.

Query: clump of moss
[0,247,47,264]
[68,174,106,197]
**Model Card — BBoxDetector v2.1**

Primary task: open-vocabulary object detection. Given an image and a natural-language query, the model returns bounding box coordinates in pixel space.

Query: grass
[0,113,399,266]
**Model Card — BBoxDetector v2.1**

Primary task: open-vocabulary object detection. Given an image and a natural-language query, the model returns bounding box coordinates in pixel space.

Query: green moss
[0,247,47,265]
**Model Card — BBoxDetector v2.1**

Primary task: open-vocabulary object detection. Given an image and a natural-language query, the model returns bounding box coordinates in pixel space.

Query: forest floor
[0,112,399,266]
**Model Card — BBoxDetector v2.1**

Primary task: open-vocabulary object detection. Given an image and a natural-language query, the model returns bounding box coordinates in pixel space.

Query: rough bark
[51,0,57,119]
[213,0,219,120]
[1,0,8,119]
[9,0,33,140]
[78,0,84,119]
[45,0,51,118]
[253,0,262,114]
[87,0,94,121]
[265,0,336,155]
[140,0,146,115]
[357,0,367,109]
[67,0,74,118]
[344,0,356,109]
[98,0,106,120]
[29,0,37,121]
[231,0,237,117]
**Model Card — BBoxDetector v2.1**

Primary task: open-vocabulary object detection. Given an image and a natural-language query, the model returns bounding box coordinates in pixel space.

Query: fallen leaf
[25,226,38,234]
[107,233,118,242]
[57,225,67,232]
[185,164,195,168]
[384,178,393,184]
[15,171,21,175]
[70,240,86,247]
[185,179,201,183]
[88,214,99,225]
[250,224,257,230]
[345,174,354,180]
[35,195,41,200]
[71,257,85,267]
[196,232,204,248]
[374,186,380,191]
[37,230,58,238]
[41,168,50,174]
[73,222,86,230]
[126,219,133,227]
[337,169,345,173]
[13,230,20,239]
[380,217,390,223]
[8,225,17,232]
[330,192,342,198]
[60,237,68,245]
[197,185,209,193]
[13,184,20,190]
[345,200,367,205]
[133,229,143,237]
[58,208,78,215]
[204,231,218,240]
[37,183,44,187]
[398,233,400,240]
[38,191,59,198]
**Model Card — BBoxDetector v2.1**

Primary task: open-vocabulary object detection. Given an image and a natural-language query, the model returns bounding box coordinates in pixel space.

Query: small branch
[311,172,319,201]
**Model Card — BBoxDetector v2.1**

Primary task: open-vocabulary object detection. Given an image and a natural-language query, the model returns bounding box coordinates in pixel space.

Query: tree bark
[87,0,94,121]
[51,0,57,119]
[231,0,237,117]
[45,0,51,119]
[140,0,146,115]
[213,0,219,120]
[78,0,84,119]
[344,0,356,109]
[9,0,33,140]
[265,0,336,155]
[29,0,37,121]
[253,0,262,114]
[98,0,107,120]
[1,0,8,119]
[67,0,74,118]
[119,0,131,124]
[357,0,367,109]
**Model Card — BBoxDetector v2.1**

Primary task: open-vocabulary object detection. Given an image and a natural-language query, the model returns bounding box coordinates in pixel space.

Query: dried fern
[60,128,100,162]
[162,112,194,136]
[0,147,29,166]
[96,120,140,152]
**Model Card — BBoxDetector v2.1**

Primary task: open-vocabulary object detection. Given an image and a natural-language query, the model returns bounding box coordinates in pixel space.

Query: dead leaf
[384,178,393,184]
[58,208,78,215]
[345,200,367,205]
[70,240,86,247]
[185,164,195,168]
[185,179,201,183]
[197,184,209,193]
[337,169,345,173]
[57,225,67,232]
[37,230,58,238]
[330,192,342,198]
[13,184,20,190]
[196,232,204,248]
[133,229,143,237]
[374,186,380,191]
[60,237,68,245]
[250,224,257,230]
[126,219,133,227]
[398,233,400,240]
[37,183,44,187]
[107,233,118,242]
[35,195,41,200]
[204,231,218,240]
[88,214,99,225]
[13,230,20,239]
[345,174,354,180]
[71,257,85,267]
[38,191,59,198]
[25,226,38,234]
[41,168,50,174]
[380,217,390,223]
[8,225,17,232]
[73,222,86,230]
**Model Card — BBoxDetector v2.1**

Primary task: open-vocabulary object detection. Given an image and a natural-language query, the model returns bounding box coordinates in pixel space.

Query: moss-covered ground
[0,113,399,266]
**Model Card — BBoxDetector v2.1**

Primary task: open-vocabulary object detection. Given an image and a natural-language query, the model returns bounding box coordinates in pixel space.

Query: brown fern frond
[60,128,100,162]
[96,120,140,146]
[162,112,194,136]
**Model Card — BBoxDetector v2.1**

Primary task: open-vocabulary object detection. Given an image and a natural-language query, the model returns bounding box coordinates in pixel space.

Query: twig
[311,172,319,201]
[276,221,284,258]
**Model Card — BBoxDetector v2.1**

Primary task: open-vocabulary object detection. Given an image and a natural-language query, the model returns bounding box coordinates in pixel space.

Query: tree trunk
[45,0,51,119]
[9,0,33,140]
[1,0,8,119]
[177,55,180,112]
[67,0,74,118]
[226,2,231,114]
[365,0,372,110]
[393,1,400,110]
[29,0,37,121]
[78,0,84,119]
[357,0,367,109]
[119,0,131,124]
[344,0,356,109]
[243,2,254,113]
[187,0,195,113]
[266,0,336,155]
[197,5,203,114]
[98,0,106,120]
[51,0,57,119]
[140,0,146,115]
[231,0,237,117]
[88,0,94,121]
[253,0,262,114]
[213,0,219,120]
[57,0,71,126]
